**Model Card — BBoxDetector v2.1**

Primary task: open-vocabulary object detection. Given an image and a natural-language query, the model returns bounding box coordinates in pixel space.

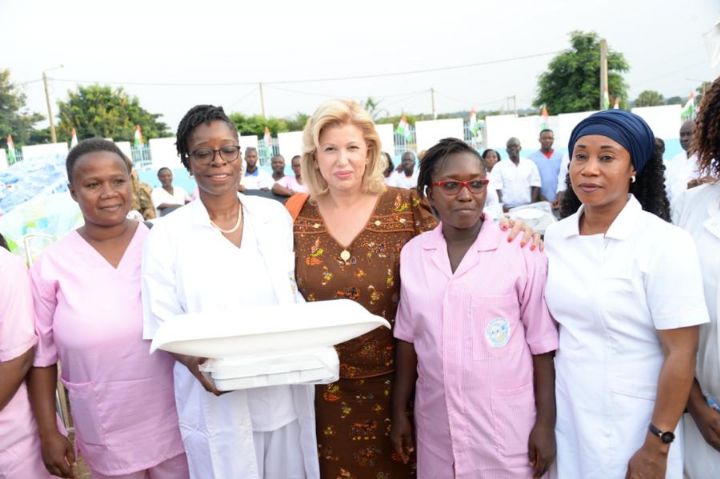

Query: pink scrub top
[395,220,558,478]
[0,248,53,478]
[30,225,185,476]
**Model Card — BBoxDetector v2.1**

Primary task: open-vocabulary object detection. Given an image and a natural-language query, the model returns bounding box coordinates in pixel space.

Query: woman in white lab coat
[674,77,720,479]
[544,110,708,479]
[141,105,319,479]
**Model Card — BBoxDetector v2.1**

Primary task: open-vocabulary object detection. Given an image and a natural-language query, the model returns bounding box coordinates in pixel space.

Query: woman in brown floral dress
[292,99,436,478]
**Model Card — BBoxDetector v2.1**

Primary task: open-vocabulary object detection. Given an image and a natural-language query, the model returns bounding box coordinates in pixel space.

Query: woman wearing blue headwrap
[543,110,709,479]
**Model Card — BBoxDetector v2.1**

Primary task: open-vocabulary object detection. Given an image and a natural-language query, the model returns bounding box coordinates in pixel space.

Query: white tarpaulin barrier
[151,299,390,391]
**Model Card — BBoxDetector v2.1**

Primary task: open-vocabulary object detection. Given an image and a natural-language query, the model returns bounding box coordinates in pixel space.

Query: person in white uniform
[674,77,720,479]
[545,110,709,479]
[492,137,541,210]
[142,104,319,479]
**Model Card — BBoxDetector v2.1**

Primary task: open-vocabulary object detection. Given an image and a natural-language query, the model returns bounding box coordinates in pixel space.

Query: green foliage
[634,90,665,107]
[228,112,289,137]
[0,69,44,148]
[285,112,309,132]
[665,96,683,106]
[534,31,629,113]
[695,81,713,107]
[56,84,170,142]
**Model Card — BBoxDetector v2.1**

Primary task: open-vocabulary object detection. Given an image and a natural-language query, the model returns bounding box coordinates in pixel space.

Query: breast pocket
[471,294,520,361]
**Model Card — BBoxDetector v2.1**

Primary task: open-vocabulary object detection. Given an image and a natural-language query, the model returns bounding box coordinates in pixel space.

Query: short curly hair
[66,138,130,183]
[692,77,720,178]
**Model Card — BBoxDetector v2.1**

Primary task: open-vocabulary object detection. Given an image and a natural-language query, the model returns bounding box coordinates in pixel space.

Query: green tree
[228,112,289,137]
[634,90,665,107]
[0,69,44,148]
[285,112,309,132]
[695,81,712,107]
[534,31,629,113]
[665,96,683,106]
[56,84,170,142]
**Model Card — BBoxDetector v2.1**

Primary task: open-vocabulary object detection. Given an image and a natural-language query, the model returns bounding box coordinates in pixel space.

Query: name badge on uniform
[485,318,510,348]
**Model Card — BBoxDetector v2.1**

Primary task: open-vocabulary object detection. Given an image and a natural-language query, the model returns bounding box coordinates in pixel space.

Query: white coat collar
[558,194,641,239]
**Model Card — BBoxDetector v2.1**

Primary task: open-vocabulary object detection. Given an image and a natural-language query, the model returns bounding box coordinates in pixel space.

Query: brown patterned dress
[294,187,436,479]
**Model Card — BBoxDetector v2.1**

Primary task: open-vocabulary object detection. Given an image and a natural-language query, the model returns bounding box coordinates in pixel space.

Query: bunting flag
[613,97,620,109]
[681,91,697,121]
[70,128,78,148]
[133,125,144,147]
[263,126,272,146]
[6,135,16,164]
[395,114,411,141]
[262,126,273,160]
[468,108,478,136]
[540,105,549,130]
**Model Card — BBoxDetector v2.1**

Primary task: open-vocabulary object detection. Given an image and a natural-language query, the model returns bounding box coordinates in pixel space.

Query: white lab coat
[673,183,720,478]
[141,194,319,479]
[544,195,709,479]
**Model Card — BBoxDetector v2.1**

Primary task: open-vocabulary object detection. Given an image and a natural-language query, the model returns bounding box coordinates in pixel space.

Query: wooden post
[600,39,609,110]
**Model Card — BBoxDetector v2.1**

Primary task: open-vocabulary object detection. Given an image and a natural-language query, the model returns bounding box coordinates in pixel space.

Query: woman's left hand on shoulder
[500,217,543,251]
[625,440,668,479]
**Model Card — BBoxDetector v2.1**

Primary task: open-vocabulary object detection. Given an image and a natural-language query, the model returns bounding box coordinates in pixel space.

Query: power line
[39,50,560,88]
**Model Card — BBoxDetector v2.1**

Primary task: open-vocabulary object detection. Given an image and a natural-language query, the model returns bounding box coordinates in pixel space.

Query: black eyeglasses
[189,145,242,165]
[431,178,489,195]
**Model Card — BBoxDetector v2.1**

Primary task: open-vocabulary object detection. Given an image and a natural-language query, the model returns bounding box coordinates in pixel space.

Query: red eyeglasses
[431,179,489,195]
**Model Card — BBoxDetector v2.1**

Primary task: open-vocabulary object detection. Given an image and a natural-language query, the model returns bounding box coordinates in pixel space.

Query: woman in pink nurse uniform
[0,241,53,478]
[391,139,558,478]
[27,139,188,479]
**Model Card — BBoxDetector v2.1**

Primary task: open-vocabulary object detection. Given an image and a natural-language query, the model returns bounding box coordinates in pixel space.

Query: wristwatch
[648,423,675,444]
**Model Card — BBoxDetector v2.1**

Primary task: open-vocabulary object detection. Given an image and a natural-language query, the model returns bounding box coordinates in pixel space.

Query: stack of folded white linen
[150,299,389,391]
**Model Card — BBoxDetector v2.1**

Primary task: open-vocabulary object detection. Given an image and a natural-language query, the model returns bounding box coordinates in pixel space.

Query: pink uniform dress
[30,225,188,478]
[395,219,558,478]
[0,248,53,478]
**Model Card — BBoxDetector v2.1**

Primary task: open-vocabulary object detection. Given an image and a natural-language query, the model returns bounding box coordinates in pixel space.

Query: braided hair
[559,147,671,221]
[692,77,720,177]
[417,138,486,198]
[176,105,237,170]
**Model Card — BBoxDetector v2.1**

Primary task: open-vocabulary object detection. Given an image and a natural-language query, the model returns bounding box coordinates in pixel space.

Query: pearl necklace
[210,206,242,234]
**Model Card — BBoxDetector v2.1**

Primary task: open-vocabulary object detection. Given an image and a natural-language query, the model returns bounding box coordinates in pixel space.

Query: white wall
[0,149,7,171]
[149,137,180,170]
[21,143,68,163]
[276,131,304,159]
[115,141,133,163]
[415,118,464,152]
[631,104,682,140]
[375,123,395,156]
[239,135,258,151]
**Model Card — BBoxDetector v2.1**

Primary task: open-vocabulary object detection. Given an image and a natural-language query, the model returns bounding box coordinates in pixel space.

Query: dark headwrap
[568,110,655,174]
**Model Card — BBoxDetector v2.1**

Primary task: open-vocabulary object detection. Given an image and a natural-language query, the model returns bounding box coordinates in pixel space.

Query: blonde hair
[301,99,387,198]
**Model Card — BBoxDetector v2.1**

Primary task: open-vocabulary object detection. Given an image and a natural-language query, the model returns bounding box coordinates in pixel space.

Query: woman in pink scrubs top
[391,139,558,478]
[27,140,188,479]
[0,238,53,478]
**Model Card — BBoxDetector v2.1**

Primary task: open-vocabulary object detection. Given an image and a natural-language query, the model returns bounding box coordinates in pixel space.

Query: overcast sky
[2,0,719,132]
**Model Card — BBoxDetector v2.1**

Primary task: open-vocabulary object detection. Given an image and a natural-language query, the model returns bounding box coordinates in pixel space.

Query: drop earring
[630,175,636,183]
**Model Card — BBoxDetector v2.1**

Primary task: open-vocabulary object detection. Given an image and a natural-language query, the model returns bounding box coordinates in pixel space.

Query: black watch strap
[648,423,675,444]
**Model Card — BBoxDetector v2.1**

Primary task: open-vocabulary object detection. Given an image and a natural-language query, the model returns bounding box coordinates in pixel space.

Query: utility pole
[259,82,266,118]
[430,88,436,119]
[43,71,57,143]
[600,39,609,110]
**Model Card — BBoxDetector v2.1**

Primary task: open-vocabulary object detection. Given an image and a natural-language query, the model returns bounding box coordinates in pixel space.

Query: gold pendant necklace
[210,206,242,234]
